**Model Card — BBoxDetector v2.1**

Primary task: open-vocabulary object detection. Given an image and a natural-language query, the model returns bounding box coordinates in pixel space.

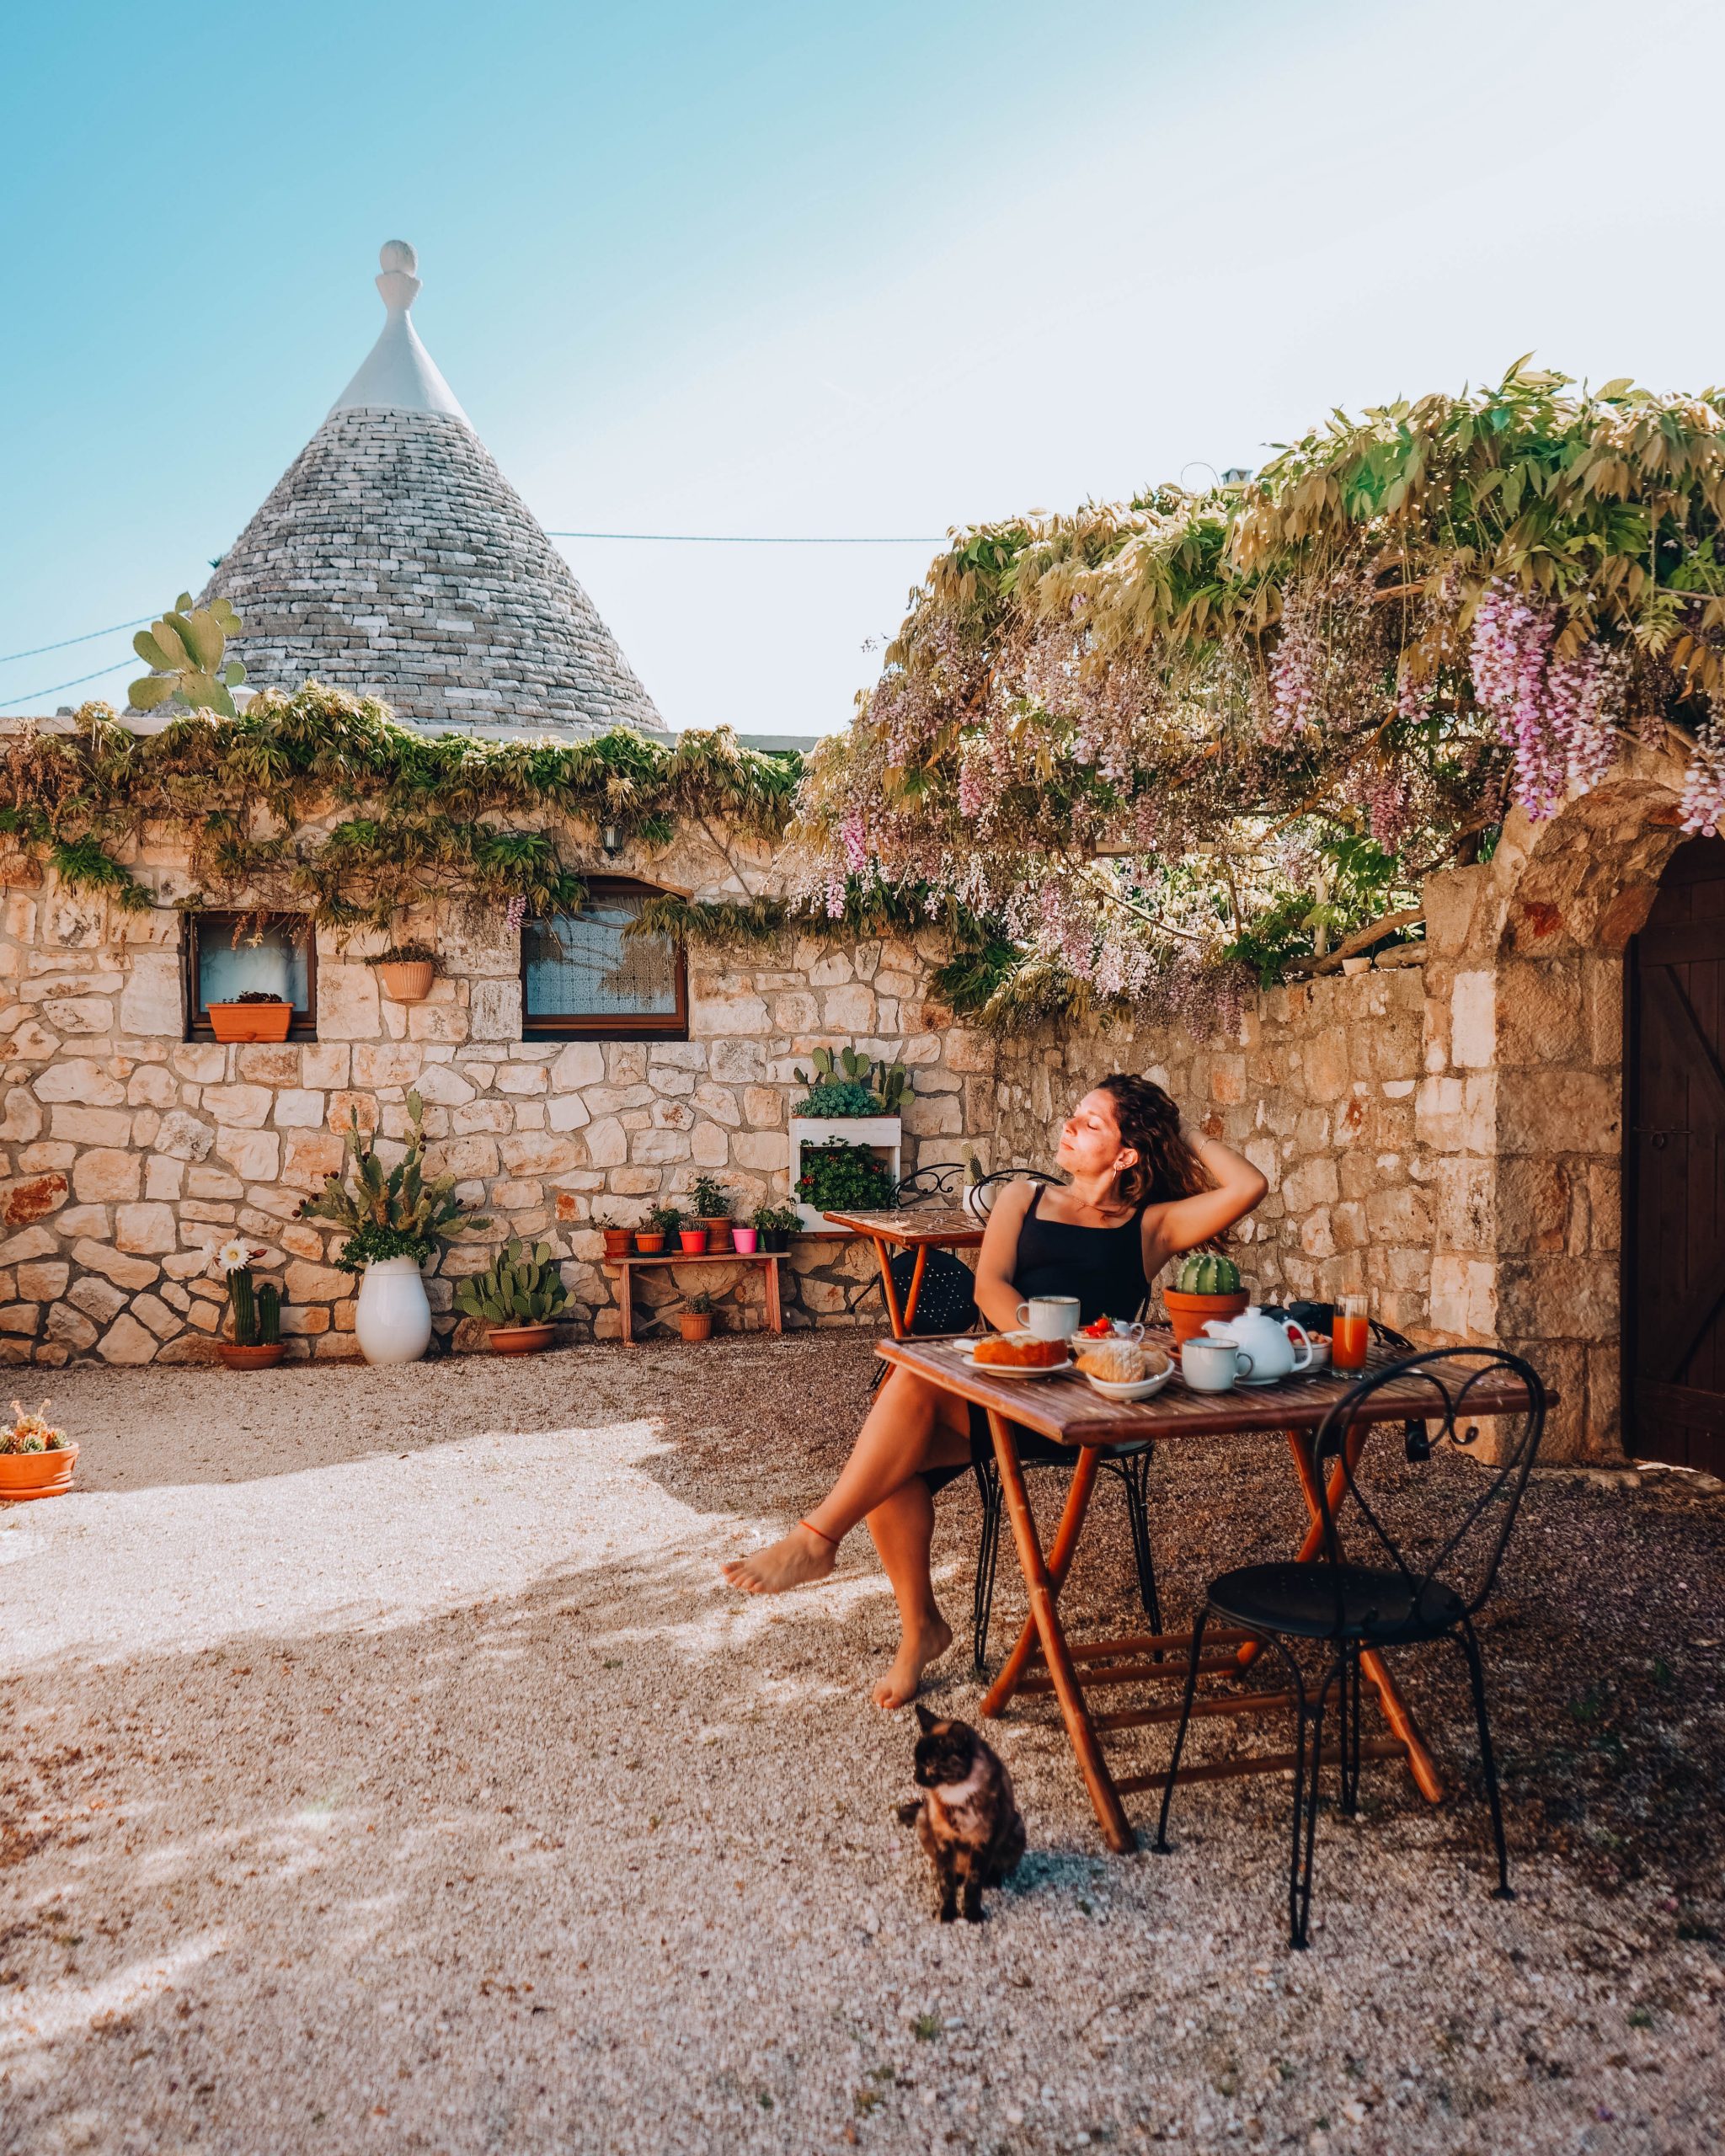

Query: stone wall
[0,824,996,1364]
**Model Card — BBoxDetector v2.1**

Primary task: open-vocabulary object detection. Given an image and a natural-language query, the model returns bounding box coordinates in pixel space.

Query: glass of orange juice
[1332,1293,1370,1372]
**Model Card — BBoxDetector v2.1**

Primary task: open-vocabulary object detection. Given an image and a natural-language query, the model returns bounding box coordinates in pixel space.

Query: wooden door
[1626,835,1725,1474]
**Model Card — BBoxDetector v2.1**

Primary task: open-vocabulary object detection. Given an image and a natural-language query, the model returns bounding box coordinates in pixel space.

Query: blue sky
[5,0,1725,733]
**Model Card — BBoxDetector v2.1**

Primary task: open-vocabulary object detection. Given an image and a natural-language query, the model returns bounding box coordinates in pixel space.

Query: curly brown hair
[1095,1074,1215,1209]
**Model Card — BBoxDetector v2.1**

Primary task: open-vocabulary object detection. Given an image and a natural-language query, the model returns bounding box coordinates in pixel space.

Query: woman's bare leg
[864,1476,954,1710]
[722,1368,969,1594]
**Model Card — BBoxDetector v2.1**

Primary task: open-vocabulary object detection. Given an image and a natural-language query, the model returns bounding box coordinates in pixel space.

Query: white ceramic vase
[355,1255,432,1365]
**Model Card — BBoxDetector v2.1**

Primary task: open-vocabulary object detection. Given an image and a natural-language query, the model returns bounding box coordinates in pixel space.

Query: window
[521,880,687,1039]
[187,913,318,1040]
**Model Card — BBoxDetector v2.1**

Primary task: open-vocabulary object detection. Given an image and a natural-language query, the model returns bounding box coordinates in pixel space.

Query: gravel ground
[2,1336,1722,2156]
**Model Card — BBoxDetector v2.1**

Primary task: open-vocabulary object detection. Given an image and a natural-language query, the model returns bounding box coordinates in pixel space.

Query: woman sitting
[722,1074,1268,1709]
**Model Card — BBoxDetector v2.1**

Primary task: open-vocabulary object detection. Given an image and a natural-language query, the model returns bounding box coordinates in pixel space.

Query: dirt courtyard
[3,1335,1722,2155]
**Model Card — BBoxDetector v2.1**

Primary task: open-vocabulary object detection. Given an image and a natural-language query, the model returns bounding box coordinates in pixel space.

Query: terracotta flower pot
[699,1216,733,1253]
[634,1233,665,1255]
[377,959,435,1003]
[207,1001,292,1043]
[679,1228,709,1254]
[219,1342,286,1369]
[488,1322,557,1355]
[1162,1287,1251,1346]
[729,1227,758,1254]
[0,1442,78,1502]
[679,1310,713,1342]
[601,1228,634,1261]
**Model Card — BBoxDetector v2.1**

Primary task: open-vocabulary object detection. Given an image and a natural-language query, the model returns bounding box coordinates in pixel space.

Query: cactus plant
[229,1267,258,1346]
[1175,1251,1242,1296]
[258,1283,280,1347]
[792,1049,911,1118]
[129,591,247,718]
[453,1239,571,1329]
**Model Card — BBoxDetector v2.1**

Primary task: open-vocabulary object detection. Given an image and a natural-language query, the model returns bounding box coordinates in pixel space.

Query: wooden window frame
[521,878,689,1042]
[185,910,319,1043]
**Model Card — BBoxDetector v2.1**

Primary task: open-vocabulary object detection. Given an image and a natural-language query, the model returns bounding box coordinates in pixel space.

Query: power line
[0,658,136,712]
[545,530,940,544]
[0,614,154,667]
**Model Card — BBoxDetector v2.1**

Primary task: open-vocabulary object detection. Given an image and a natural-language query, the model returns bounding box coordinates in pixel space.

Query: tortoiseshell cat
[898,1705,1026,1923]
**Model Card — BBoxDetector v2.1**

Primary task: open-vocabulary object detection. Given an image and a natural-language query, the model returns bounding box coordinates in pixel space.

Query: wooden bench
[601,1248,786,1346]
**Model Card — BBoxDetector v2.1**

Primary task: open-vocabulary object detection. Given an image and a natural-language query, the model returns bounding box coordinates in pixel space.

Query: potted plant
[730,1218,758,1254]
[637,1204,680,1256]
[0,1400,77,1503]
[207,989,292,1043]
[298,1091,489,1364]
[366,941,436,1004]
[794,1137,896,1228]
[1162,1251,1251,1345]
[788,1049,906,1230]
[752,1203,798,1253]
[691,1176,734,1253]
[453,1238,570,1353]
[680,1290,716,1342]
[597,1210,635,1262]
[213,1240,285,1368]
[679,1220,710,1255]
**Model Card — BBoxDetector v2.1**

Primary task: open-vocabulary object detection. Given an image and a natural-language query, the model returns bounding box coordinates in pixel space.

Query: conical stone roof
[201,242,667,740]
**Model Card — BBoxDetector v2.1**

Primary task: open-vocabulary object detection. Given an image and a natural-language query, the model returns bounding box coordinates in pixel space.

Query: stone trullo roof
[200,241,667,740]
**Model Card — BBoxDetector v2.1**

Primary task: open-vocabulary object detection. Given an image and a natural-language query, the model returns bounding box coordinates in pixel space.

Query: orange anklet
[798,1518,840,1546]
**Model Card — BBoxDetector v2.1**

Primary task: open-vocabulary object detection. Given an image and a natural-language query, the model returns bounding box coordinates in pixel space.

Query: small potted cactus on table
[214,1241,285,1368]
[454,1238,571,1354]
[1162,1251,1250,1345]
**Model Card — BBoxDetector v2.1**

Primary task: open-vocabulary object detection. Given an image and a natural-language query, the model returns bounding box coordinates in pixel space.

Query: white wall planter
[355,1255,433,1364]
[789,1116,903,1232]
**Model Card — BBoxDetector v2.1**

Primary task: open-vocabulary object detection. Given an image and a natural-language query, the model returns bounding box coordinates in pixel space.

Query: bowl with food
[1074,1338,1174,1402]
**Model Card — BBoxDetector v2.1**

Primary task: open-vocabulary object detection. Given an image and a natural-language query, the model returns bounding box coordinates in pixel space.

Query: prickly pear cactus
[1176,1251,1242,1296]
[454,1238,571,1327]
[129,592,247,718]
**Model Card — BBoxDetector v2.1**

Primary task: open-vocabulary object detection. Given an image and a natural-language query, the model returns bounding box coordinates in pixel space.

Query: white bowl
[1303,1337,1332,1372]
[1083,1360,1174,1403]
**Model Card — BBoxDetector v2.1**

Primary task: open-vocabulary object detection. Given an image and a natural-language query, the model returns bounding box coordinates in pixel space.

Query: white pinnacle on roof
[199,242,668,740]
[328,240,470,424]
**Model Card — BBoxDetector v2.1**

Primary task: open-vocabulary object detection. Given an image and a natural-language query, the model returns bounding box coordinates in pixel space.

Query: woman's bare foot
[870,1614,954,1710]
[722,1522,839,1596]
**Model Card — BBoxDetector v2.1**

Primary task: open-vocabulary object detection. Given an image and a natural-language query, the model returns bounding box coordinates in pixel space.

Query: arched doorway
[1625,834,1725,1472]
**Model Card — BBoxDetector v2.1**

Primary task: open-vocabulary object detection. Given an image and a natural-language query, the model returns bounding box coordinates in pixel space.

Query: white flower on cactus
[212,1238,265,1276]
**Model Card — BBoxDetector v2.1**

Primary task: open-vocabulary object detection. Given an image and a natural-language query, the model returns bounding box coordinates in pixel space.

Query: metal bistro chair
[881,1167,1161,1673]
[1154,1345,1547,1950]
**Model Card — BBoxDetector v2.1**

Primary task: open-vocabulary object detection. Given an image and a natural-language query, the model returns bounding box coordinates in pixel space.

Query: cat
[897,1704,1026,1924]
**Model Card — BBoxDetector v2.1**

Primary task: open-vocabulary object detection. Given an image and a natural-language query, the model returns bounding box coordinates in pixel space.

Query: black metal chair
[893,1165,964,1206]
[1153,1345,1547,1949]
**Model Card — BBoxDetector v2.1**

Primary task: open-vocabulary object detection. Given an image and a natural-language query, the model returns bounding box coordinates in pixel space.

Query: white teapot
[1201,1305,1314,1387]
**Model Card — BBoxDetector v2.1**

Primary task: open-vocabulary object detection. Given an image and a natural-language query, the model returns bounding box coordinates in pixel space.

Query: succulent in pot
[680,1290,717,1343]
[0,1399,77,1502]
[453,1237,570,1353]
[751,1203,799,1253]
[212,1239,285,1368]
[596,1210,635,1261]
[690,1175,734,1252]
[637,1204,681,1256]
[297,1091,489,1364]
[366,941,437,1004]
[1163,1251,1250,1345]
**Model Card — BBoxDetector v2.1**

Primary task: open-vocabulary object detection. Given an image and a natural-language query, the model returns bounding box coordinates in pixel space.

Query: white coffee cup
[1181,1336,1254,1392]
[1016,1294,1081,1342]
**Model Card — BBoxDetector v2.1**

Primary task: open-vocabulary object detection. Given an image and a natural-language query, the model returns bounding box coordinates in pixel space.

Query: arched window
[520,879,688,1041]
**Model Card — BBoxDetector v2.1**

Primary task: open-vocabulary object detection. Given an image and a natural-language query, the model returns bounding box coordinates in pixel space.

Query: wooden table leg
[983,1444,1101,1716]
[1277,1427,1445,1803]
[617,1261,635,1348]
[763,1254,782,1335]
[873,1235,908,1340]
[983,1412,1135,1853]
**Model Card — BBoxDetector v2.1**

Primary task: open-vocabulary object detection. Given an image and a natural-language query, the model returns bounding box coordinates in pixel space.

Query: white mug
[1181,1336,1255,1393]
[1016,1294,1081,1342]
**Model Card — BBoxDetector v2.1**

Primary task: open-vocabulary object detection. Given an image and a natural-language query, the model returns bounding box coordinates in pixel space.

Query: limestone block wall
[0,837,995,1364]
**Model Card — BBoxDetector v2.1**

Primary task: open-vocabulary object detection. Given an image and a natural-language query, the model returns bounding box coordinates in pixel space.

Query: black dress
[924,1186,1151,1494]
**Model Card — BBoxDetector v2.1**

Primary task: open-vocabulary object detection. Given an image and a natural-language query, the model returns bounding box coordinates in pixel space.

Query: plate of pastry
[1074,1338,1175,1401]
[966,1330,1075,1379]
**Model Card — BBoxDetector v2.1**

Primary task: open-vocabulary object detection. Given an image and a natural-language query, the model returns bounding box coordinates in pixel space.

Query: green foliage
[686,1290,716,1315]
[752,1203,801,1231]
[792,1046,911,1115]
[793,1078,881,1118]
[297,1090,489,1271]
[795,1138,895,1212]
[365,942,436,966]
[647,1203,684,1235]
[1,683,800,936]
[452,1238,571,1327]
[1175,1252,1242,1295]
[690,1177,732,1219]
[129,593,246,718]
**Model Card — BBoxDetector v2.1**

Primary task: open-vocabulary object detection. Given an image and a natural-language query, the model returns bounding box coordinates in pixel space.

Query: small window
[188,913,318,1040]
[521,880,687,1040]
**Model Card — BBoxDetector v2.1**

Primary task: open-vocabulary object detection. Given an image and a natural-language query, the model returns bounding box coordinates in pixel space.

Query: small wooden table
[821,1208,985,1337]
[877,1333,1546,1854]
[602,1248,785,1346]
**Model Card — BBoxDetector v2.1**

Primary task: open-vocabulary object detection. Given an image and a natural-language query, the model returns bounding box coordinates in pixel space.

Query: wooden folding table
[821,1207,984,1338]
[877,1333,1546,1854]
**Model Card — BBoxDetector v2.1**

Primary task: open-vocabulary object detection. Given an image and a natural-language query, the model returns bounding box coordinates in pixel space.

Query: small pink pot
[679,1229,709,1254]
[729,1227,758,1254]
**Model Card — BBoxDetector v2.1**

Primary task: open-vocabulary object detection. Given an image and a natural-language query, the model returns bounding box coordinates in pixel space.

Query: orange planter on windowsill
[206,1001,292,1043]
